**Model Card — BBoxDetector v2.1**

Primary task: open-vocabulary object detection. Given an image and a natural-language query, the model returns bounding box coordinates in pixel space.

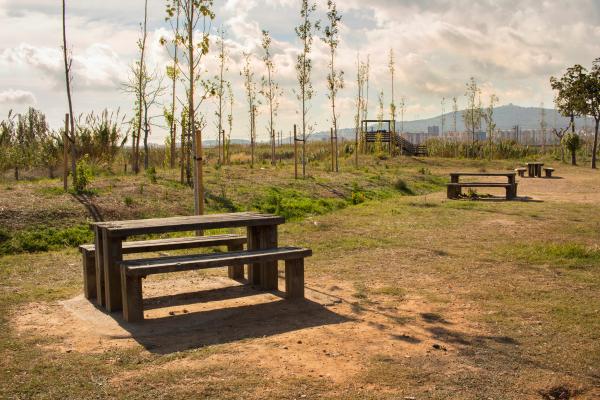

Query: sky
[0,0,599,143]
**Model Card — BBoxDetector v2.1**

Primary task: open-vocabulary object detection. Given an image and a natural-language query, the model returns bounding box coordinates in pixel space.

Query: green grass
[507,242,600,269]
[0,225,93,255]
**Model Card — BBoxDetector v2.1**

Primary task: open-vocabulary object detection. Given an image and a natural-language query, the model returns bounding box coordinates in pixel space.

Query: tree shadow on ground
[114,285,350,355]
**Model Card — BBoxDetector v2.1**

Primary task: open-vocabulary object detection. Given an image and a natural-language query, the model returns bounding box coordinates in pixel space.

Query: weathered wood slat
[80,234,247,303]
[446,183,513,188]
[120,247,312,277]
[92,212,284,237]
[450,172,516,177]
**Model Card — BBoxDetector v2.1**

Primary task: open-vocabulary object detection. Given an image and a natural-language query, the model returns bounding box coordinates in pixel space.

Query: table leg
[258,225,278,291]
[94,226,105,307]
[247,226,261,286]
[527,164,534,177]
[227,243,244,280]
[103,231,123,312]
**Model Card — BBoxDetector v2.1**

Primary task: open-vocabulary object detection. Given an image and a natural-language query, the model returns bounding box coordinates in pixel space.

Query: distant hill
[308,104,589,142]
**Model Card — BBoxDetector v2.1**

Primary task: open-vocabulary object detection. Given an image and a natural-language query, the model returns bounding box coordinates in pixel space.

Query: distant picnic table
[84,212,311,322]
[447,172,518,200]
[526,162,544,178]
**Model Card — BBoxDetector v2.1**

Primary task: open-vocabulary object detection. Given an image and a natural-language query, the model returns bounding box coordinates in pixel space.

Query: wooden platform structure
[447,172,518,200]
[361,120,428,156]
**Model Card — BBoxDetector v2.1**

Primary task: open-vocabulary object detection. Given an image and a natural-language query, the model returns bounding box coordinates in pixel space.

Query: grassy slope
[1,156,599,399]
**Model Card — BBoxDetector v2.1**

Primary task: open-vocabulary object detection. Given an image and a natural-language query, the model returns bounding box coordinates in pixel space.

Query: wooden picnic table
[447,172,518,199]
[526,162,544,178]
[91,212,285,313]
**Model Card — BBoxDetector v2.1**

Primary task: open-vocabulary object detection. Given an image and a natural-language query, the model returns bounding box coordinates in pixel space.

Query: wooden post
[258,225,278,291]
[63,114,69,191]
[194,128,204,215]
[103,232,123,312]
[330,127,335,172]
[285,258,304,299]
[121,269,143,322]
[82,249,97,300]
[94,225,105,307]
[294,124,298,180]
[247,226,261,286]
[227,243,244,280]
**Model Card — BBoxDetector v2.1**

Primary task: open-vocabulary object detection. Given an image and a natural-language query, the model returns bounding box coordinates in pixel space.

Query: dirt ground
[6,162,600,399]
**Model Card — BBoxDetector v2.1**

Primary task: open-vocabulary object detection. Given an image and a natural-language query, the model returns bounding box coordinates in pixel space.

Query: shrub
[75,154,94,194]
[145,167,157,183]
[124,196,134,207]
[394,179,413,195]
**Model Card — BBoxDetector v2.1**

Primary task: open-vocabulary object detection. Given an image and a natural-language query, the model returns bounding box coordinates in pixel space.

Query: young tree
[225,81,234,164]
[463,77,483,155]
[540,102,547,152]
[585,59,600,169]
[388,49,396,150]
[322,1,343,171]
[61,0,77,187]
[440,97,445,137]
[215,27,228,164]
[363,55,370,122]
[294,0,320,178]
[483,94,499,160]
[354,54,367,167]
[562,132,581,165]
[452,96,458,133]
[260,30,281,166]
[165,0,181,169]
[242,52,259,168]
[165,0,215,215]
[131,0,149,174]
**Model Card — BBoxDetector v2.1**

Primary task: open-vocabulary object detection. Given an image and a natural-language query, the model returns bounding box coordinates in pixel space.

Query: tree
[540,102,547,152]
[242,52,258,168]
[563,132,581,165]
[294,0,320,178]
[354,54,367,167]
[260,30,281,166]
[463,77,483,156]
[61,0,77,188]
[584,59,600,169]
[483,94,499,160]
[322,0,343,171]
[440,97,445,137]
[452,96,458,133]
[165,0,215,215]
[131,0,149,174]
[225,81,234,164]
[215,27,228,164]
[165,0,181,169]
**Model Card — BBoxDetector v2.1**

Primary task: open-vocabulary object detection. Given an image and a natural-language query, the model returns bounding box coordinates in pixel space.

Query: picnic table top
[526,162,544,165]
[91,212,285,237]
[450,172,516,177]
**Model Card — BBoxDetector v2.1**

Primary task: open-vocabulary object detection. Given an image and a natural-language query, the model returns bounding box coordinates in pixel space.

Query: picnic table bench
[447,172,518,200]
[79,234,247,302]
[90,212,301,314]
[120,247,311,322]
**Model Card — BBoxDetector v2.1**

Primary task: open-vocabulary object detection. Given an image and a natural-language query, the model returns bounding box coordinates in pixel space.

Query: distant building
[427,126,440,135]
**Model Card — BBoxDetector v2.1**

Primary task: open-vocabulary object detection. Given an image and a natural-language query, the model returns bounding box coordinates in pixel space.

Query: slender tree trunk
[133,0,148,174]
[187,1,201,215]
[169,1,180,170]
[180,122,185,183]
[62,0,76,186]
[592,118,599,169]
[571,149,577,166]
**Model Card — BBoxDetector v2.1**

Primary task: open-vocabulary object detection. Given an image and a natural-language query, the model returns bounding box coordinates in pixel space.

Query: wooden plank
[94,225,105,307]
[227,243,245,280]
[81,248,97,300]
[450,172,516,177]
[103,232,123,312]
[82,234,246,255]
[447,183,512,188]
[258,225,278,291]
[121,247,312,277]
[285,258,305,299]
[246,226,261,286]
[121,266,143,323]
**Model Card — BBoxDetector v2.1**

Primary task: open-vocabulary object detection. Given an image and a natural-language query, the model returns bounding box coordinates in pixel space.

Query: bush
[0,225,93,255]
[75,154,94,194]
[394,179,414,195]
[145,167,157,183]
[253,187,346,220]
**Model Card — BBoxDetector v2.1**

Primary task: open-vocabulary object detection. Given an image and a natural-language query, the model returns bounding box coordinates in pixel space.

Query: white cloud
[0,89,36,105]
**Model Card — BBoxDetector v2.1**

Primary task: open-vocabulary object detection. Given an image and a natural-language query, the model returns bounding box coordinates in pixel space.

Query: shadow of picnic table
[113,284,350,355]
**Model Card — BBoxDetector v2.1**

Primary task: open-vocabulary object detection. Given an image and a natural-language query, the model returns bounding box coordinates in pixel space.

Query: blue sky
[0,0,599,143]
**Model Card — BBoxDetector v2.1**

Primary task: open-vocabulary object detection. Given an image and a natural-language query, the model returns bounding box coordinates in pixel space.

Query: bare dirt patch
[12,274,486,387]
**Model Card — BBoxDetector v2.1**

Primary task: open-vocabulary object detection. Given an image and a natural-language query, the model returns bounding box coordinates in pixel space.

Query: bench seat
[543,167,555,178]
[119,247,312,322]
[446,182,518,200]
[79,234,247,301]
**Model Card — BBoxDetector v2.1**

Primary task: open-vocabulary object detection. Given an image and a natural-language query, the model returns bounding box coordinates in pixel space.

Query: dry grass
[1,156,600,399]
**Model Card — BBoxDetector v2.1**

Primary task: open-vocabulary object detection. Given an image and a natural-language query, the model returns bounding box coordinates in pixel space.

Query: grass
[1,157,600,398]
[0,225,93,255]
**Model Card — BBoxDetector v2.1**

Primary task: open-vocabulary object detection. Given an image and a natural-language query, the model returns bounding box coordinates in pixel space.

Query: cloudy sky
[0,0,599,143]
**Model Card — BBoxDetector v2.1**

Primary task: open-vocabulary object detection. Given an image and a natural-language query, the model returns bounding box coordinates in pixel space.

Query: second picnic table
[526,162,544,178]
[92,212,285,313]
